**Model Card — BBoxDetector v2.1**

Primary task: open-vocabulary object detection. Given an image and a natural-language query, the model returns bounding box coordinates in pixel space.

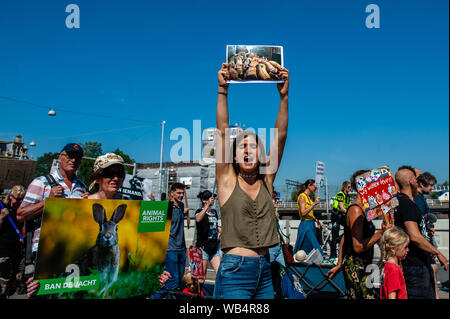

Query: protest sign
[118,174,153,200]
[50,158,59,175]
[34,198,171,298]
[315,161,325,197]
[226,45,284,83]
[354,166,398,221]
[188,246,204,280]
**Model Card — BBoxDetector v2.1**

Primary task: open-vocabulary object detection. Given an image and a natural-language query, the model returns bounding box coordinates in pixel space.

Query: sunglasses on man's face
[102,170,125,179]
[61,152,82,161]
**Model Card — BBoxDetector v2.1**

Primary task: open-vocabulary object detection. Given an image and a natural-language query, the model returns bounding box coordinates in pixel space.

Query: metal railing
[426,199,449,206]
[279,199,448,209]
[278,201,332,209]
[432,185,449,192]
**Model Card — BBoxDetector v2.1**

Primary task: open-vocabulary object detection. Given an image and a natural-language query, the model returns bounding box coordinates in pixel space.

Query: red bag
[280,233,294,264]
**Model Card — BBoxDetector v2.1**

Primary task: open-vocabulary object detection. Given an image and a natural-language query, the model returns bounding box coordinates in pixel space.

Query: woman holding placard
[87,153,126,200]
[294,179,323,255]
[213,62,289,299]
[341,169,391,299]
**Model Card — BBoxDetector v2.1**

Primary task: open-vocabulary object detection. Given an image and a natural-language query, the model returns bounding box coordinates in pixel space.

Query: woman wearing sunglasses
[87,153,126,200]
[0,185,26,298]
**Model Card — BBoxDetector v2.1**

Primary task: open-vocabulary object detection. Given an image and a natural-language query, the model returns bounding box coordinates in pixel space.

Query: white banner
[118,174,153,200]
[315,161,325,188]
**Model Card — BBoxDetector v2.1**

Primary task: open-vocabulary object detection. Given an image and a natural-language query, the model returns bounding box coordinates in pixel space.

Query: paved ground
[8,263,449,299]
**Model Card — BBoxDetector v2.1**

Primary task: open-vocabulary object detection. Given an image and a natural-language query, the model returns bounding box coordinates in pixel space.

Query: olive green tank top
[220,178,279,251]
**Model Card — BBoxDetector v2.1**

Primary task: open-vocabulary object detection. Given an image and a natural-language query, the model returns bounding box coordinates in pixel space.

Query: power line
[46,125,154,140]
[0,95,161,124]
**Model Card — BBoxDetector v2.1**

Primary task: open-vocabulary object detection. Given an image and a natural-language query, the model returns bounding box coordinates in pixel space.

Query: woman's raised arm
[216,63,234,184]
[265,68,289,186]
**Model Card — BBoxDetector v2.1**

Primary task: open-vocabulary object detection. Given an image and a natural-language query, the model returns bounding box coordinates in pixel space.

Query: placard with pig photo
[226,45,284,83]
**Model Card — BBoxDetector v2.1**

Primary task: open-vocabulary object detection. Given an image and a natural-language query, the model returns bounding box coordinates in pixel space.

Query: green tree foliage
[34,152,59,178]
[77,142,103,186]
[34,143,136,189]
[291,188,299,201]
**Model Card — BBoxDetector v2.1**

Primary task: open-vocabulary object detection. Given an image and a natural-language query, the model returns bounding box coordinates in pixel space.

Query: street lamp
[159,120,166,198]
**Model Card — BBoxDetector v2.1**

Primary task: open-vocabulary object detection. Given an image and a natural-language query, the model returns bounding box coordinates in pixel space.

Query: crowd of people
[0,63,448,301]
[324,166,448,299]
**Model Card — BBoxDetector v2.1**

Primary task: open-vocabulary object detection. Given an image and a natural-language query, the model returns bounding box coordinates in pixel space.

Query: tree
[34,152,59,178]
[35,142,136,189]
[77,141,103,186]
[291,188,299,202]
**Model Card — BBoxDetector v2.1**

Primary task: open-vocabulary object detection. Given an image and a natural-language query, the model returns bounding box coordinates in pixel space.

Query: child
[380,226,410,299]
[182,271,204,296]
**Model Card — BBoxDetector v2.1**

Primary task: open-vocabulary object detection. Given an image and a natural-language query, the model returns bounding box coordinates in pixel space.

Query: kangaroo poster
[33,198,171,299]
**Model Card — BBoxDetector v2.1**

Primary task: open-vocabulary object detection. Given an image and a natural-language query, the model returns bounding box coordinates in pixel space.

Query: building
[0,135,37,191]
[0,135,32,159]
[136,126,243,213]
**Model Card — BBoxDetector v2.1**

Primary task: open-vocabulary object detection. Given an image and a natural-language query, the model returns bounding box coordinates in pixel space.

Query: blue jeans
[269,243,285,267]
[213,254,274,299]
[201,243,223,261]
[151,250,186,299]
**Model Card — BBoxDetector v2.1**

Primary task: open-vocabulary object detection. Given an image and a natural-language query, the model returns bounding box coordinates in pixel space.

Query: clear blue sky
[1,0,448,195]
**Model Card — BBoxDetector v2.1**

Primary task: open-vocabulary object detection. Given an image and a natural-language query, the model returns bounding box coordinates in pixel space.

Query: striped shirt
[21,169,86,253]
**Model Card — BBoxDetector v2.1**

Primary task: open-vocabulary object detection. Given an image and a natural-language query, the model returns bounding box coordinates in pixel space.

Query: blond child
[380,226,410,299]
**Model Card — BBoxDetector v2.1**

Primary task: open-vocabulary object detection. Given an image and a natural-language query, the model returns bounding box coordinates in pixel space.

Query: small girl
[380,226,410,299]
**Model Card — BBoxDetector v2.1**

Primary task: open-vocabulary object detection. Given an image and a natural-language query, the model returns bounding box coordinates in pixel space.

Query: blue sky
[0,0,448,196]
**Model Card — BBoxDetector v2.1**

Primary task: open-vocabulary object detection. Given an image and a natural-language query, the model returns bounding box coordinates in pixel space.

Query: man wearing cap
[17,143,87,282]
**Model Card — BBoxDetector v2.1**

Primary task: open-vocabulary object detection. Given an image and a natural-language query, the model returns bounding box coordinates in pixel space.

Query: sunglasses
[61,152,82,161]
[102,170,125,179]
[11,195,24,202]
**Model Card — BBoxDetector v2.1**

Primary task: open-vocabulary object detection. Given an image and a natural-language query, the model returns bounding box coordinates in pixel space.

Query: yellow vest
[297,192,315,221]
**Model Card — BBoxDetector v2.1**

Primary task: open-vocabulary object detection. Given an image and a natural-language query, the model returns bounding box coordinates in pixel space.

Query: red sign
[355,166,398,221]
[188,246,204,279]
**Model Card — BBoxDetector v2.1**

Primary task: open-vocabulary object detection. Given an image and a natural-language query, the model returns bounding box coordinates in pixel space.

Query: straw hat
[294,250,307,263]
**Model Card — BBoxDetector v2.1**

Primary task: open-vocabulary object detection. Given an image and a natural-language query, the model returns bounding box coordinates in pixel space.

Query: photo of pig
[226,45,284,82]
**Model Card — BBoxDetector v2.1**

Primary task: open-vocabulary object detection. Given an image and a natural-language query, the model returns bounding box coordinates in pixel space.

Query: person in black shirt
[0,185,26,298]
[195,190,222,281]
[394,166,447,299]
[415,171,440,298]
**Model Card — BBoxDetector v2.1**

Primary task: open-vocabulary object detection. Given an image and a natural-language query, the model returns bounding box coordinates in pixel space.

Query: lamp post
[159,121,166,198]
